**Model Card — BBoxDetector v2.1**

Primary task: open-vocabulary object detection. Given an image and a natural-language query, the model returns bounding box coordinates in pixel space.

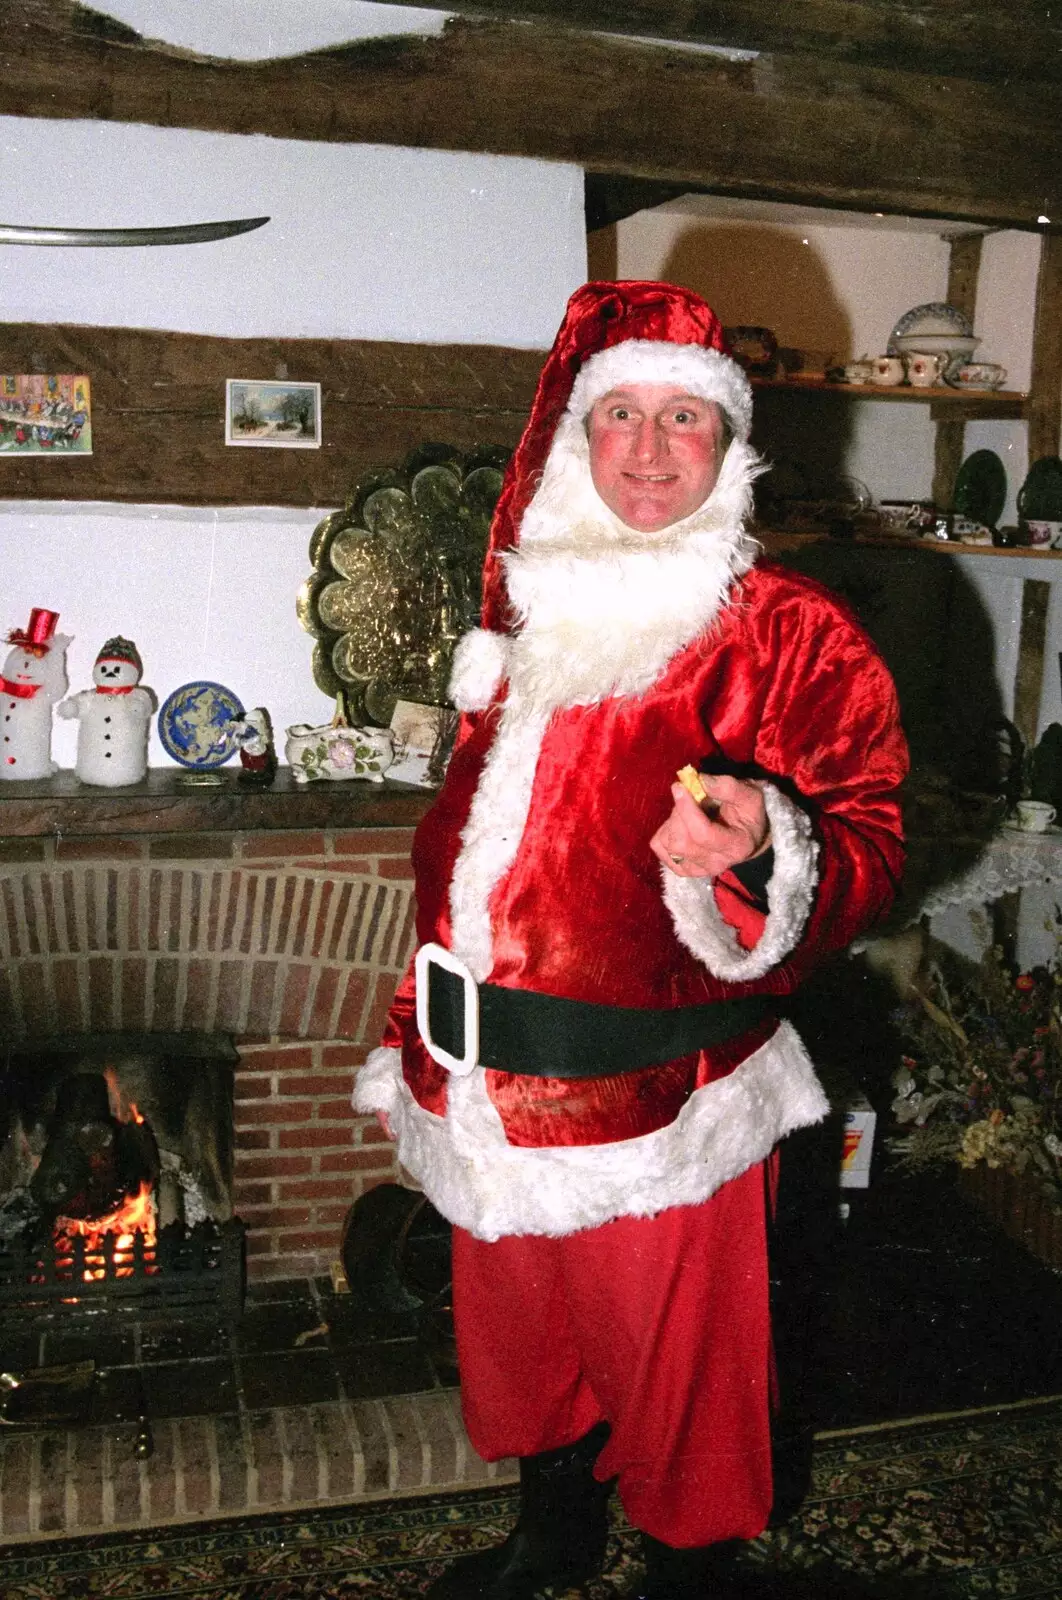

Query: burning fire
[53,1098,159,1281]
[104,1068,140,1124]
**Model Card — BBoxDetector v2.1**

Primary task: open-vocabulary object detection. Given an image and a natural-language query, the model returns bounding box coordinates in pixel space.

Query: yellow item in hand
[676,765,709,804]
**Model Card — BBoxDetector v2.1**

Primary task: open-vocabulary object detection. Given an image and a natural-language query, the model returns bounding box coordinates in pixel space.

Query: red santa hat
[479,281,752,632]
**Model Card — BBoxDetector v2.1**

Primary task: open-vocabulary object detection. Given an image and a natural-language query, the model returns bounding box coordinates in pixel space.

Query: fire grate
[1,1031,246,1326]
[0,1217,246,1323]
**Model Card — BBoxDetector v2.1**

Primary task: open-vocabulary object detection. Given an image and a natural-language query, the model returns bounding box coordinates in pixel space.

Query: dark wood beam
[2,2,1060,229]
[367,0,1062,87]
[585,176,695,232]
[931,231,983,509]
[0,323,542,507]
[1028,234,1062,464]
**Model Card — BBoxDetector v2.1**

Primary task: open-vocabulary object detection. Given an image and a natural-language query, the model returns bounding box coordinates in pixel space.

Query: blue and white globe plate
[158,681,244,769]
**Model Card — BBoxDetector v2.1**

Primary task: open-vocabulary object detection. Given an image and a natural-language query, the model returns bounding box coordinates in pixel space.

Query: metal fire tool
[0,1360,154,1456]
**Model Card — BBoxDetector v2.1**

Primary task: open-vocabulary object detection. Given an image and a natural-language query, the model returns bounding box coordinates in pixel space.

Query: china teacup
[878,500,935,534]
[1015,800,1056,832]
[903,352,946,388]
[870,356,905,387]
[1025,520,1061,548]
[953,362,1007,390]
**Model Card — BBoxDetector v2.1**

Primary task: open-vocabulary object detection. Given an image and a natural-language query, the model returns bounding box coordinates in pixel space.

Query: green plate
[954,449,1007,528]
[1017,456,1062,521]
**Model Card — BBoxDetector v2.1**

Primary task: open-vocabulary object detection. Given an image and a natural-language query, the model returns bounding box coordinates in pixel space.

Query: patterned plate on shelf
[157,681,244,769]
[888,301,975,348]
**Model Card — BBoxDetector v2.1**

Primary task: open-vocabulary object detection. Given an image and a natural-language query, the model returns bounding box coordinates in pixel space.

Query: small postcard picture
[225,379,322,449]
[0,374,92,455]
[388,700,460,788]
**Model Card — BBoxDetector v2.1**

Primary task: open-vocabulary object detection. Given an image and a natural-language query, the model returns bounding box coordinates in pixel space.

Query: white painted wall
[86,0,451,58]
[0,119,584,347]
[0,117,586,767]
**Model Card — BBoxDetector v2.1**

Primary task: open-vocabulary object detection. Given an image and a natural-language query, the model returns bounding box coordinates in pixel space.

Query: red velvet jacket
[364,563,906,1221]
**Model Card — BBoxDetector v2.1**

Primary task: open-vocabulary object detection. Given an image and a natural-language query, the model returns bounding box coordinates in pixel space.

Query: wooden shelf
[0,767,434,839]
[750,375,1027,420]
[758,529,1062,559]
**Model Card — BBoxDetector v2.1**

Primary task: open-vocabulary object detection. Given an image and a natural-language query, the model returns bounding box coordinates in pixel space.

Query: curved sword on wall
[0,217,270,246]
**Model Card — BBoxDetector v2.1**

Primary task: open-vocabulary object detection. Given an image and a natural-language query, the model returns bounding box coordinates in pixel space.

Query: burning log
[29,1073,159,1222]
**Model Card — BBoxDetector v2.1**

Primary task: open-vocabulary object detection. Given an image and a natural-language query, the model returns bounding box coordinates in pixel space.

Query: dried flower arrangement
[890,937,1062,1213]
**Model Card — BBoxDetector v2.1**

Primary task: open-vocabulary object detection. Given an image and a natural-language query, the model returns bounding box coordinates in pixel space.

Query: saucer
[1002,821,1062,837]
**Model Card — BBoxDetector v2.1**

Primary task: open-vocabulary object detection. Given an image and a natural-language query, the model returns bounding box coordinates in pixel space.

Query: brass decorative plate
[308,508,355,568]
[298,444,510,725]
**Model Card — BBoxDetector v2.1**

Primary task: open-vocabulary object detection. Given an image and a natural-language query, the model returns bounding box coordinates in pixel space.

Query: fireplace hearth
[0,1032,245,1327]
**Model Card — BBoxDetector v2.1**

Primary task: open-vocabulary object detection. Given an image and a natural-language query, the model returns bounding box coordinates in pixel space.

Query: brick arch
[0,860,415,1040]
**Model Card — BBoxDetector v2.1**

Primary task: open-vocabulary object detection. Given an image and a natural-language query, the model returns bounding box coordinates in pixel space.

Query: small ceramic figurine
[232,706,277,787]
[285,701,394,783]
[58,636,155,787]
[0,608,73,780]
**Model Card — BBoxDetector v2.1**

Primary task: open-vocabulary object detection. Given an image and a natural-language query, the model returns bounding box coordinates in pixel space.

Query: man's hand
[650,775,770,879]
[376,1111,395,1141]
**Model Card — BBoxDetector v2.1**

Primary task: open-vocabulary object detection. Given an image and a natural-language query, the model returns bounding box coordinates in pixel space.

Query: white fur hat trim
[567,340,753,441]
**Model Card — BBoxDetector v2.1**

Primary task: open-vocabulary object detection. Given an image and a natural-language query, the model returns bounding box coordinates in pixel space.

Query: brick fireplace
[0,771,431,1282]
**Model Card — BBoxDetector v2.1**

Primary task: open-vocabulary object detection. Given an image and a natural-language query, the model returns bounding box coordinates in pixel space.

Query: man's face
[586,384,726,533]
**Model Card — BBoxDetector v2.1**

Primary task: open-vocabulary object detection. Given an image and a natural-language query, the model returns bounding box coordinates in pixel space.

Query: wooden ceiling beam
[2,2,1060,230]
[364,0,1062,87]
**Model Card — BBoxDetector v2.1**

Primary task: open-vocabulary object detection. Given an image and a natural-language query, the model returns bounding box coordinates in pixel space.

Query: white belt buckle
[415,941,480,1076]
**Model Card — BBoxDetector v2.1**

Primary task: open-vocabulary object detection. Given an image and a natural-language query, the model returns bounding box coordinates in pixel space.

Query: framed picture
[0,374,92,455]
[225,379,322,449]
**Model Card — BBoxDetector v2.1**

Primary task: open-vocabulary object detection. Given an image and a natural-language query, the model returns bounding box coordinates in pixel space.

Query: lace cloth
[908,828,1062,919]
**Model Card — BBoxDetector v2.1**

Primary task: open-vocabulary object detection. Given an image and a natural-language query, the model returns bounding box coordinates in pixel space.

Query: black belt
[420,946,774,1079]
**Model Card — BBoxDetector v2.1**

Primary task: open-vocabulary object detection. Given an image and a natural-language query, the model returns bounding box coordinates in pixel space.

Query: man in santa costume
[354,281,907,1598]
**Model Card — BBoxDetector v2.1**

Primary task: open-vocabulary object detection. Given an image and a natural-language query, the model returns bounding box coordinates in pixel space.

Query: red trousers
[451,1161,774,1547]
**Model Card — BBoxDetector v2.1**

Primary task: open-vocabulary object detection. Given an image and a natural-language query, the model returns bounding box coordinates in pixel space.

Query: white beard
[501,414,764,716]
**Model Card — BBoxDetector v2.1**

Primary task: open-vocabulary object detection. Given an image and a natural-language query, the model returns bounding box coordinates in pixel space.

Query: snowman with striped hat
[58,635,155,786]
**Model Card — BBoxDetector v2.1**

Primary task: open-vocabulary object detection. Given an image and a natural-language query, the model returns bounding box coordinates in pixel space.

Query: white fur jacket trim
[662,785,820,981]
[352,1021,829,1241]
[448,627,508,713]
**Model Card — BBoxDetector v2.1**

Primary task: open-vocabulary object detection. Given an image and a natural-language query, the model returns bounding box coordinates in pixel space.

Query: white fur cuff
[351,1045,404,1116]
[662,785,819,981]
[448,628,508,712]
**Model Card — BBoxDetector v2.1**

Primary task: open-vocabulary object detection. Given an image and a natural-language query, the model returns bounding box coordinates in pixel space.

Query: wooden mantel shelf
[0,768,435,839]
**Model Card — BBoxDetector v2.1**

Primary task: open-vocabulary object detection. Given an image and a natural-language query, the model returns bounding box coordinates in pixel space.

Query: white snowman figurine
[58,636,155,786]
[0,608,72,780]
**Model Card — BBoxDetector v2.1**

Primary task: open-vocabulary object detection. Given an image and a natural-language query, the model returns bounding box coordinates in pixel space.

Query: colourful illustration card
[0,374,92,454]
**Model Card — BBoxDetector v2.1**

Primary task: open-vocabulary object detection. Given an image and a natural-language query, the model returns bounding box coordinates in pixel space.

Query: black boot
[636,1533,749,1599]
[426,1421,613,1599]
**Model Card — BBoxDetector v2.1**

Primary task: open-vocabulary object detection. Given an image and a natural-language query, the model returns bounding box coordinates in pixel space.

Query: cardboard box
[840,1097,877,1189]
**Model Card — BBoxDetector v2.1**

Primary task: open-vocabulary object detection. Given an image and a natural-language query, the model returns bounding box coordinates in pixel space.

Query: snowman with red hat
[58,636,155,786]
[0,608,73,781]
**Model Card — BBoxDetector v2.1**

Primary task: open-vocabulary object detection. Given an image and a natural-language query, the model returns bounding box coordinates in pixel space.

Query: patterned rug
[1,1396,1060,1599]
